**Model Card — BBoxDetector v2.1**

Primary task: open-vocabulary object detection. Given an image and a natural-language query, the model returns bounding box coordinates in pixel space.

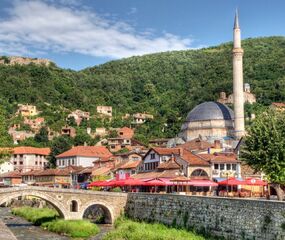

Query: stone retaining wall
[125,193,285,240]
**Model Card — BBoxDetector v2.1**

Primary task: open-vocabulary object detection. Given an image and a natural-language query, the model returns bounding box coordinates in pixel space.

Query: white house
[142,147,181,172]
[56,146,113,168]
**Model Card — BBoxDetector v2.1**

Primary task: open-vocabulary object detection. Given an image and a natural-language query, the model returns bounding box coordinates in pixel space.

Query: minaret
[232,10,245,139]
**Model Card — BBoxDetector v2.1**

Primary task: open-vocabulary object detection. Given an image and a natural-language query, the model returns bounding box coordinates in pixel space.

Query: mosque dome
[186,102,234,122]
[180,101,234,141]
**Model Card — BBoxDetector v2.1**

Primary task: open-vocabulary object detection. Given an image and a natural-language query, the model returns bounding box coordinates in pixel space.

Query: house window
[111,145,115,149]
[19,161,23,165]
[150,153,155,159]
[35,161,38,165]
[220,164,225,170]
[226,164,231,170]
[214,164,219,170]
[72,159,75,165]
[13,161,17,165]
[232,164,237,171]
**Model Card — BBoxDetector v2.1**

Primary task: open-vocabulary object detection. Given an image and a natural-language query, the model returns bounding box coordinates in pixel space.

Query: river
[0,207,113,240]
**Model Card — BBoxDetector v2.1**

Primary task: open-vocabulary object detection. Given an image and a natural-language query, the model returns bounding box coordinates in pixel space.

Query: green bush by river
[12,207,100,239]
[12,207,59,226]
[103,217,210,240]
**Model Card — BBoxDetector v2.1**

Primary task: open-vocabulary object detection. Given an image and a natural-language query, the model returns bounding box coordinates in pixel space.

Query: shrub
[42,219,100,238]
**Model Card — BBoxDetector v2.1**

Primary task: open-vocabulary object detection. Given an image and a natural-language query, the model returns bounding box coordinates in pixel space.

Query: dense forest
[0,36,285,142]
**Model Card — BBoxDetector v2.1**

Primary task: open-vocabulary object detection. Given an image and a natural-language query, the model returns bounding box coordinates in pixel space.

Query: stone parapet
[125,193,285,240]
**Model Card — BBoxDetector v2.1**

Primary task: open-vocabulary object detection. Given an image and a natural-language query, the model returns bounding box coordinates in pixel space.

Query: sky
[0,0,284,70]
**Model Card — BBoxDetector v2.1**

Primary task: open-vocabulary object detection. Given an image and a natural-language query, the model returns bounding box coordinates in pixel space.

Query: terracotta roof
[272,102,285,107]
[152,147,181,155]
[21,170,43,176]
[56,146,112,159]
[157,158,181,170]
[199,153,239,163]
[117,127,134,139]
[178,138,212,151]
[91,167,112,176]
[133,169,180,179]
[34,166,83,176]
[0,170,22,178]
[116,160,141,170]
[13,147,50,155]
[180,149,210,166]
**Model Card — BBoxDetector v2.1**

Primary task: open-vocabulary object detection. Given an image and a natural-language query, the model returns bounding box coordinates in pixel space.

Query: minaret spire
[232,10,245,139]
[234,9,239,29]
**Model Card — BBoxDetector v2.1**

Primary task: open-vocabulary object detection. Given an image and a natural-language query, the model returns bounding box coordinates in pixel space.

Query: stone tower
[232,10,245,139]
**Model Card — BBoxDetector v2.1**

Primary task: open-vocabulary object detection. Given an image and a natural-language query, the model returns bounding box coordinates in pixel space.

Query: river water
[0,207,113,240]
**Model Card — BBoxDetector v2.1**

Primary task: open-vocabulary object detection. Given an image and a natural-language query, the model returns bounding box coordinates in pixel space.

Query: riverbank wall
[125,193,285,240]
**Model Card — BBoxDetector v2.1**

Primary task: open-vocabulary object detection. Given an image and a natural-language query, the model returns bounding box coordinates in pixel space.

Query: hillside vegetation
[0,36,284,141]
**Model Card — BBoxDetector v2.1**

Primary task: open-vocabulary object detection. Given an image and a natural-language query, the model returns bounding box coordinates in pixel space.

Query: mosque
[179,11,246,143]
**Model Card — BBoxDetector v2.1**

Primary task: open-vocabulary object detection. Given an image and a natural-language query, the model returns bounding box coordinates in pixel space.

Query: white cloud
[0,0,193,58]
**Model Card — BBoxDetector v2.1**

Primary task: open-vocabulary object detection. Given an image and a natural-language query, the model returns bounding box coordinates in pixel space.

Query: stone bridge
[0,187,127,223]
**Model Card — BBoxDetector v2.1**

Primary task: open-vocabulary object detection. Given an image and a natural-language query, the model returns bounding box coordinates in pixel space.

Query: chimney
[214,140,221,149]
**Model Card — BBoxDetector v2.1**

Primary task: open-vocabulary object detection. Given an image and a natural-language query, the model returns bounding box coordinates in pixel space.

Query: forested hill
[0,36,285,139]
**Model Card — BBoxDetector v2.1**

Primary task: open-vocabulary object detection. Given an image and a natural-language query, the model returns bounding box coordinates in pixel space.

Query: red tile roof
[180,149,210,166]
[178,138,213,151]
[157,158,181,170]
[116,160,141,170]
[0,170,22,178]
[133,169,180,179]
[56,146,112,159]
[13,147,50,156]
[272,102,285,108]
[152,147,181,155]
[91,167,112,176]
[117,127,134,139]
[199,153,239,163]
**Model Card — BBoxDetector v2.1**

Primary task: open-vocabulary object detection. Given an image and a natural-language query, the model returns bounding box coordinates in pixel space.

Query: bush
[12,207,58,226]
[42,219,100,238]
[111,187,122,192]
[103,217,208,240]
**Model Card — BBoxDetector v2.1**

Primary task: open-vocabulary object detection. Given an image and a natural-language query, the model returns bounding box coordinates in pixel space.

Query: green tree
[34,127,49,145]
[73,130,93,146]
[0,107,12,146]
[241,110,285,200]
[48,136,73,168]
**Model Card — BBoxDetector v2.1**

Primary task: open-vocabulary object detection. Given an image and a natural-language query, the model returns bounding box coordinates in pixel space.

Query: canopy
[189,180,218,187]
[244,178,267,186]
[219,177,244,186]
[123,178,147,186]
[144,179,167,186]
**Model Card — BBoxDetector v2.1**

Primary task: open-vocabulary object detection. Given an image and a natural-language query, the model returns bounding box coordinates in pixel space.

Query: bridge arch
[0,190,68,218]
[81,200,114,224]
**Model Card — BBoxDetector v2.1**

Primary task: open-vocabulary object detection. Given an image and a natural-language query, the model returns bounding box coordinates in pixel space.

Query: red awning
[189,180,218,187]
[123,178,147,186]
[144,179,167,186]
[219,177,244,186]
[244,178,267,186]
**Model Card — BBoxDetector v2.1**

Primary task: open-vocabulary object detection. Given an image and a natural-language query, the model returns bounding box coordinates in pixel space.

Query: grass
[12,206,100,239]
[12,206,59,225]
[42,219,100,238]
[103,217,209,240]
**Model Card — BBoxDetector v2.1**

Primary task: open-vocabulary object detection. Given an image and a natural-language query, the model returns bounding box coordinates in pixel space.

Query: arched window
[70,200,78,212]
[191,169,208,178]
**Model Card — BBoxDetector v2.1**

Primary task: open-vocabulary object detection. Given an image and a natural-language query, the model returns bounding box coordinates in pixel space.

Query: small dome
[186,101,234,122]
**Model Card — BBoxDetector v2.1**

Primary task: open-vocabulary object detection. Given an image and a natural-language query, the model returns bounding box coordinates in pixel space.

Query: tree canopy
[241,109,285,200]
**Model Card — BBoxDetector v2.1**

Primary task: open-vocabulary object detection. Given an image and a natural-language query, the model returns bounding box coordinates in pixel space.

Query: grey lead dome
[185,101,234,122]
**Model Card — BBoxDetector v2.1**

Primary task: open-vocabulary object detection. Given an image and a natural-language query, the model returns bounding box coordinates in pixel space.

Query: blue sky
[0,0,284,70]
